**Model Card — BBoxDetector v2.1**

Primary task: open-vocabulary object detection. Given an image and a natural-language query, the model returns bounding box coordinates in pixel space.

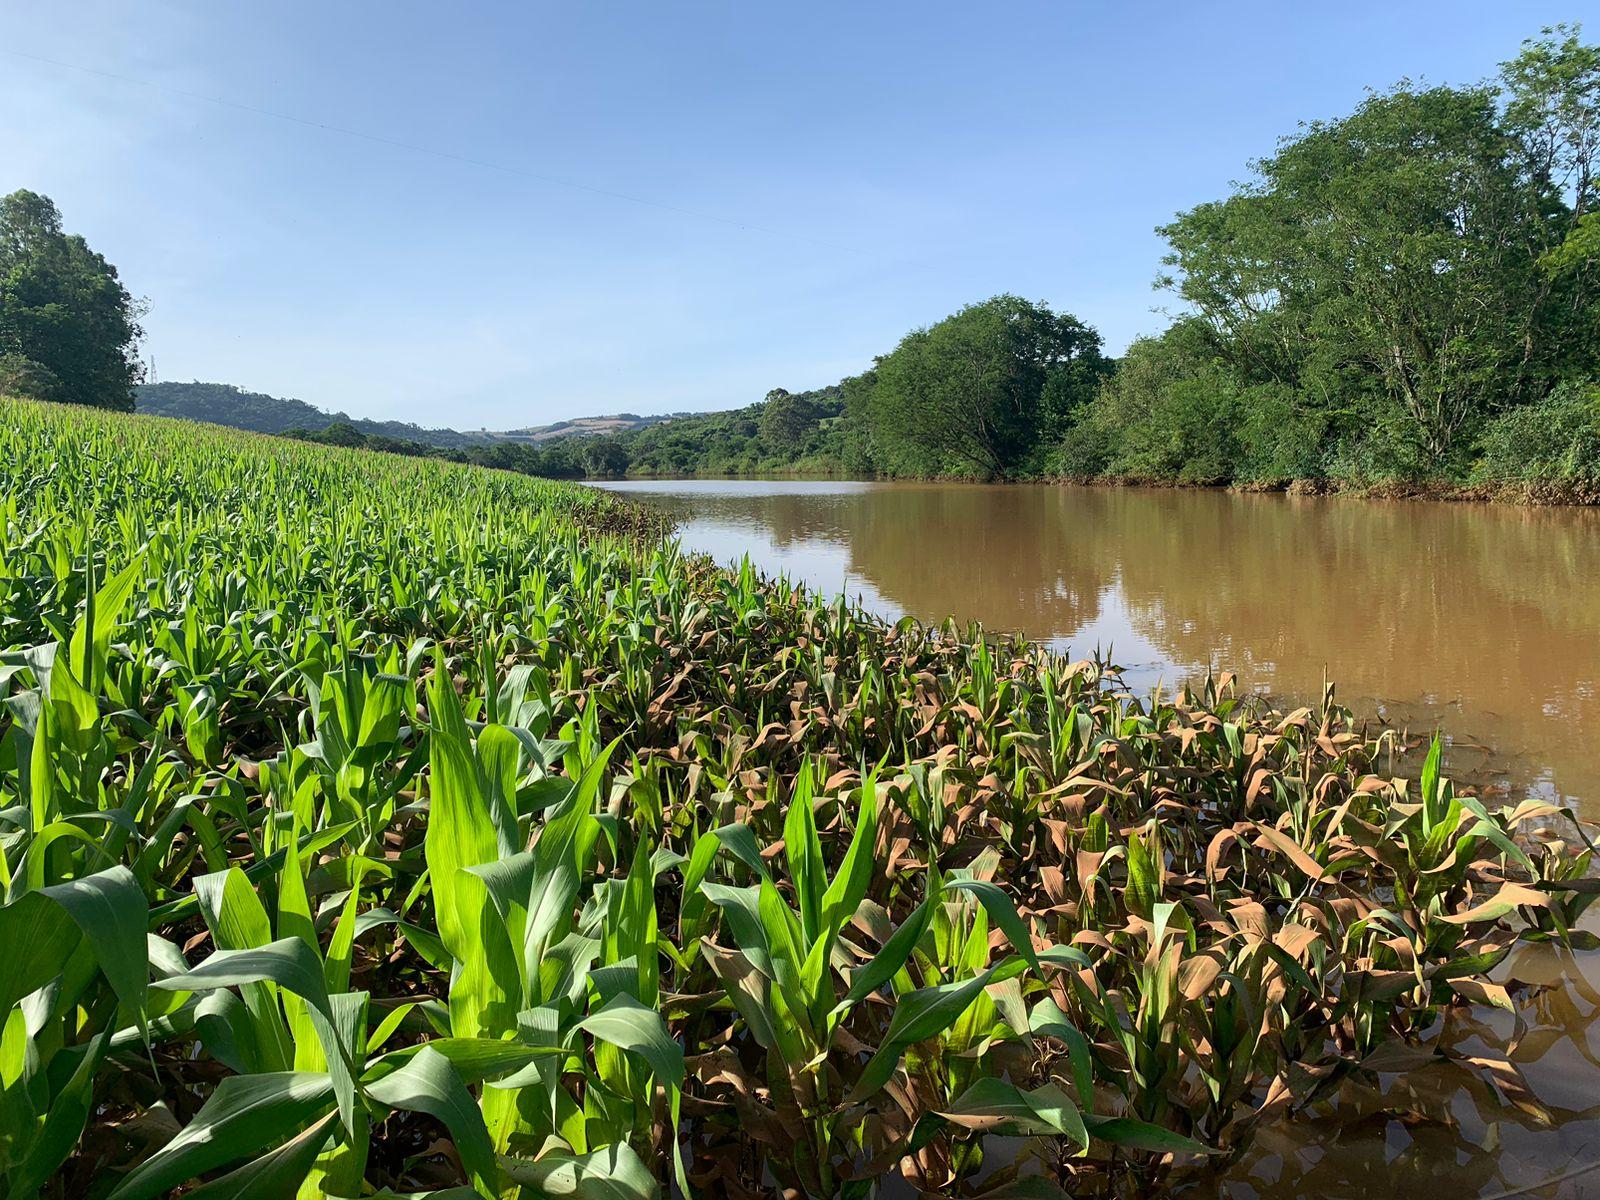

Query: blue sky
[3,2,1592,428]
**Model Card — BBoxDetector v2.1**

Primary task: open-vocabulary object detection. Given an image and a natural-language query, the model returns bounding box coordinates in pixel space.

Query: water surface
[601,479,1600,816]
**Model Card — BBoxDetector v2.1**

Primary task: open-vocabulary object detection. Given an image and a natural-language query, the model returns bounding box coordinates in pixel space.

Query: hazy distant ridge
[135,382,695,445]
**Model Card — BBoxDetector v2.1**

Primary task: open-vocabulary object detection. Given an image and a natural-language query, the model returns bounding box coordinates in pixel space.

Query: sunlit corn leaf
[502,1143,660,1200]
[851,956,1028,1100]
[365,1046,498,1197]
[182,1112,339,1200]
[1081,1114,1215,1156]
[578,993,685,1087]
[938,1077,1088,1148]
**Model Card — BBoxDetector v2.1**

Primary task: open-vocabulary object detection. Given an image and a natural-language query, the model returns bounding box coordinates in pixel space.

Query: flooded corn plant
[3,397,1598,1199]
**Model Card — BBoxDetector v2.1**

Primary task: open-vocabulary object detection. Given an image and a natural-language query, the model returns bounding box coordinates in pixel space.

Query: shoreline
[601,468,1600,507]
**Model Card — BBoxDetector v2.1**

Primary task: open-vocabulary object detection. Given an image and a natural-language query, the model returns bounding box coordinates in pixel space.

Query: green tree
[0,190,143,410]
[1474,381,1600,486]
[1502,23,1600,217]
[866,295,1107,478]
[758,387,821,449]
[580,436,630,478]
[1545,210,1600,279]
[312,421,368,447]
[1503,26,1600,382]
[1162,86,1549,469]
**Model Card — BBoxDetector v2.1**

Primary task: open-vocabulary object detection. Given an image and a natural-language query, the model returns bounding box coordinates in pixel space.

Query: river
[600,479,1600,818]
[602,478,1600,1198]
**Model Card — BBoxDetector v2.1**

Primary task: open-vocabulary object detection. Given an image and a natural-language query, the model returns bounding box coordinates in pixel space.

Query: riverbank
[606,466,1600,506]
[1057,472,1600,507]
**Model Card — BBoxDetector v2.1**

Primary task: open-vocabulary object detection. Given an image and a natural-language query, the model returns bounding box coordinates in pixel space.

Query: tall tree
[1502,25,1600,383]
[1162,86,1547,467]
[759,388,822,449]
[867,295,1107,478]
[1502,23,1600,218]
[0,190,143,410]
[580,436,630,478]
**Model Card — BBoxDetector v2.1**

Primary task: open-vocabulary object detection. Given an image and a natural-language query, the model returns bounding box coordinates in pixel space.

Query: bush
[0,353,63,402]
[1053,406,1119,477]
[1235,383,1328,484]
[1473,383,1600,484]
[1126,375,1241,483]
[1052,330,1244,483]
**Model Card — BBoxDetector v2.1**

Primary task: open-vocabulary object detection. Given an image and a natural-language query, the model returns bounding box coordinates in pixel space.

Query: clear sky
[3,2,1593,428]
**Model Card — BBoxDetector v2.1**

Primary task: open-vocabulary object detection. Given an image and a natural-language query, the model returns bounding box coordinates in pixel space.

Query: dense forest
[4,26,1598,498]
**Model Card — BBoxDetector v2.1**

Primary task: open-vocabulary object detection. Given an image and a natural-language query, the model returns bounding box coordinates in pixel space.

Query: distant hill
[135,382,698,447]
[494,413,691,443]
[136,382,493,448]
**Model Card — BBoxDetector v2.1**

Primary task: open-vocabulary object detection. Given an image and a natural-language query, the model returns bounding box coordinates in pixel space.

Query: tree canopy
[1062,23,1600,489]
[865,295,1109,478]
[0,189,143,410]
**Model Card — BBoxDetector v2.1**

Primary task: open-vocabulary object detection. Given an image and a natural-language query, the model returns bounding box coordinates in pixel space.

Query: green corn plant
[294,640,428,855]
[876,869,1046,1185]
[695,765,884,1196]
[109,843,377,1199]
[1523,810,1600,941]
[420,661,684,1196]
[1048,900,1221,1188]
[0,866,148,1200]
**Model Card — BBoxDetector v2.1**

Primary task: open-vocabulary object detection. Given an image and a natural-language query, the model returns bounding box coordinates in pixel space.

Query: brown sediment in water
[605,479,1600,816]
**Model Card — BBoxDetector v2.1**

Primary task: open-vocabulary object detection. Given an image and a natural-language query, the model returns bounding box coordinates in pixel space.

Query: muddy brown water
[601,480,1600,815]
[602,479,1600,1197]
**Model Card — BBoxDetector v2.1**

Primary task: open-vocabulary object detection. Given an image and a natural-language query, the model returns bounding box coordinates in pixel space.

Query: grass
[0,394,1592,1199]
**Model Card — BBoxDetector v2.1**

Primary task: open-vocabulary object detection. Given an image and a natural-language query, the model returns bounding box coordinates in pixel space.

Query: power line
[2,47,869,257]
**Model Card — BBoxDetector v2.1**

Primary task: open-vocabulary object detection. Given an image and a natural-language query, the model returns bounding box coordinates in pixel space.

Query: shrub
[0,353,63,402]
[1473,382,1600,484]
[1234,383,1328,484]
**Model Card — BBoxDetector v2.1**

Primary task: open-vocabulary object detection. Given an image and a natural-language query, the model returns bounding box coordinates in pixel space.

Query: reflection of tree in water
[1110,491,1600,694]
[1099,490,1600,805]
[746,485,1118,637]
[656,490,873,553]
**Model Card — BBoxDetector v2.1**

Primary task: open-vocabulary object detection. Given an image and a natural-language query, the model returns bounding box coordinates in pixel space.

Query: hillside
[603,382,863,475]
[135,381,493,447]
[497,412,692,442]
[135,382,702,448]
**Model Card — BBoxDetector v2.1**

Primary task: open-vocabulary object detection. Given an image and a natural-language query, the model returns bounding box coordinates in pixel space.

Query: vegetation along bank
[1,393,1594,1198]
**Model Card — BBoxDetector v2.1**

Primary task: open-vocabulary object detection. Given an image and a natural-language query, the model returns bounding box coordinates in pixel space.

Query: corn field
[0,395,1592,1199]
